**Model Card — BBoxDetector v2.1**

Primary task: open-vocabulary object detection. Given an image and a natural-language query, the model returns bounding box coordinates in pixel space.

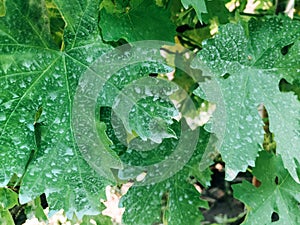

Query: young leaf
[193,17,300,181]
[0,0,121,218]
[232,151,300,224]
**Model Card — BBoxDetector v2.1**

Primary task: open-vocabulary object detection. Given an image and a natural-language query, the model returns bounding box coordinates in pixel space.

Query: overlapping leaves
[0,0,186,220]
[120,129,211,225]
[1,0,300,224]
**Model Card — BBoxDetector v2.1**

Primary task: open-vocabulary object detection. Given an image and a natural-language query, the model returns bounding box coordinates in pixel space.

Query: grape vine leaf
[120,129,211,225]
[232,151,300,224]
[0,0,122,218]
[120,170,208,225]
[0,188,18,224]
[99,0,176,42]
[193,17,300,181]
[181,0,207,23]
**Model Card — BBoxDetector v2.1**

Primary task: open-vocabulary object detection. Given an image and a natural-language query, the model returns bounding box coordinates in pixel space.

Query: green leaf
[97,59,177,144]
[0,211,14,225]
[100,108,180,172]
[232,151,300,224]
[193,17,300,181]
[99,0,176,42]
[118,121,181,174]
[181,0,231,25]
[202,0,230,24]
[181,0,207,23]
[0,188,18,210]
[0,188,18,225]
[25,196,48,222]
[120,168,208,225]
[0,0,122,218]
[120,128,211,224]
[129,96,178,143]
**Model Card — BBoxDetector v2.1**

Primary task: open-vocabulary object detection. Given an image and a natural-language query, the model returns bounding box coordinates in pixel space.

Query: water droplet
[45,173,52,178]
[86,56,93,63]
[0,113,6,121]
[53,117,61,124]
[135,87,141,94]
[246,115,253,121]
[65,148,74,156]
[22,61,32,69]
[245,137,252,143]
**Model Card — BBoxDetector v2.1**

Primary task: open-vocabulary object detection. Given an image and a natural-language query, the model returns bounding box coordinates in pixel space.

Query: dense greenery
[0,0,300,224]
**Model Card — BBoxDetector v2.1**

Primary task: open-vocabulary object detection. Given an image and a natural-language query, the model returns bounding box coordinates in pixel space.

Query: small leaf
[98,61,177,144]
[129,97,178,143]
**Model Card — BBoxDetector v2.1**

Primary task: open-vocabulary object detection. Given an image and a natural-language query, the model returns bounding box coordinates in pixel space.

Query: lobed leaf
[120,128,211,224]
[233,151,300,224]
[0,0,122,217]
[193,17,300,181]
